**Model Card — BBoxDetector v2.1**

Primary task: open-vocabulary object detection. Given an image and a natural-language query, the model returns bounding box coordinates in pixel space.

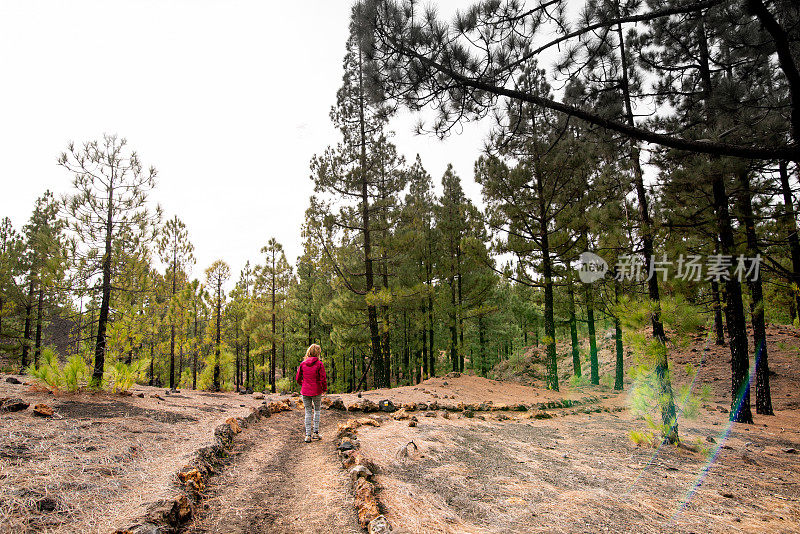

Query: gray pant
[302,395,321,436]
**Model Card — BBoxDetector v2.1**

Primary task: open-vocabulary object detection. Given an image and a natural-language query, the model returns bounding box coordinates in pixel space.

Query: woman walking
[295,343,327,443]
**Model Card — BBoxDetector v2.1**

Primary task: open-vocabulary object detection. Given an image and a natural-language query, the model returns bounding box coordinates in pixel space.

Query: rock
[266,400,291,414]
[35,496,60,512]
[225,417,241,433]
[338,438,359,451]
[347,402,362,412]
[416,402,428,411]
[369,515,392,534]
[362,399,380,413]
[136,393,145,398]
[442,412,450,420]
[0,398,29,412]
[424,411,437,417]
[427,400,439,410]
[392,409,410,421]
[442,381,449,386]
[354,478,381,528]
[408,420,417,427]
[178,468,205,493]
[783,448,798,454]
[5,377,21,385]
[327,397,346,411]
[144,495,192,525]
[445,372,461,378]
[170,388,180,394]
[532,412,552,420]
[510,403,528,411]
[253,394,265,400]
[291,392,300,397]
[151,394,165,401]
[463,409,474,418]
[350,465,373,482]
[496,414,509,421]
[33,404,54,417]
[378,399,397,412]
[401,402,416,412]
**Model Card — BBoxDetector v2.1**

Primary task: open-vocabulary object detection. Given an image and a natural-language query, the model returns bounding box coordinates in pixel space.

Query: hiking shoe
[312,432,322,441]
[304,435,312,443]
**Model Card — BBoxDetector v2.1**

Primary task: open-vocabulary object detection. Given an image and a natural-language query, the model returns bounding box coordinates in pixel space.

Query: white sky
[0,0,490,283]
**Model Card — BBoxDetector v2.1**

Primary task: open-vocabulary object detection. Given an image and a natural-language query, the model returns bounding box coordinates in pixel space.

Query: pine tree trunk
[421,310,429,379]
[245,337,250,390]
[614,280,624,391]
[357,46,384,390]
[21,279,34,372]
[567,268,581,377]
[779,161,800,318]
[711,279,726,345]
[712,173,754,423]
[478,314,487,377]
[616,7,678,442]
[450,276,458,372]
[456,244,464,373]
[93,186,115,388]
[34,286,43,367]
[697,20,752,424]
[193,309,198,390]
[736,169,773,415]
[586,283,599,385]
[271,261,277,394]
[213,285,221,392]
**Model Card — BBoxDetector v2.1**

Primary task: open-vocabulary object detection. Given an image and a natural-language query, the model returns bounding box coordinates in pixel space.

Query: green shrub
[26,347,64,390]
[569,373,589,388]
[27,348,89,392]
[276,377,293,394]
[104,359,148,393]
[62,355,88,391]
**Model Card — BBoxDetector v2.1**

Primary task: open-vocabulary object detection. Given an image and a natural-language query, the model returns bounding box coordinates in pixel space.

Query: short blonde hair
[305,344,321,359]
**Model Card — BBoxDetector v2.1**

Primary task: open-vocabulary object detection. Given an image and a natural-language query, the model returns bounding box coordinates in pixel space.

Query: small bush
[104,360,148,393]
[628,429,657,448]
[600,374,614,388]
[26,348,64,390]
[276,377,293,394]
[569,373,589,388]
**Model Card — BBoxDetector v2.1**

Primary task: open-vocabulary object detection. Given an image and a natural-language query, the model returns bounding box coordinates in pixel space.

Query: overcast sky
[0,0,493,283]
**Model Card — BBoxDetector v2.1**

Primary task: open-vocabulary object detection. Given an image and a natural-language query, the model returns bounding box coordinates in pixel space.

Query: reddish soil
[182,410,360,534]
[1,324,799,533]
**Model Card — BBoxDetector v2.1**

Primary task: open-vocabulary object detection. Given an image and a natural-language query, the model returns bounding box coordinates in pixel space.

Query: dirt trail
[182,410,361,534]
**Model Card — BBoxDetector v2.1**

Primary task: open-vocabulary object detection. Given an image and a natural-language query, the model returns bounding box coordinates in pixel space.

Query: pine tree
[59,135,160,386]
[205,260,230,391]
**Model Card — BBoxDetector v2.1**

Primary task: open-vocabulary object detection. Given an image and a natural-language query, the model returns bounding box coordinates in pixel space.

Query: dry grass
[0,383,278,533]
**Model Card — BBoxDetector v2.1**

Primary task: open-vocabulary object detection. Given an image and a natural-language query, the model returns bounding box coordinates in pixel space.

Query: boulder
[427,400,439,411]
[327,397,346,411]
[253,394,265,400]
[0,398,29,412]
[361,399,380,413]
[354,478,381,528]
[392,409,410,421]
[224,417,241,433]
[445,371,461,378]
[401,402,416,412]
[349,465,373,482]
[338,438,359,451]
[378,399,397,413]
[369,515,392,534]
[416,402,428,411]
[33,404,54,417]
[5,377,21,385]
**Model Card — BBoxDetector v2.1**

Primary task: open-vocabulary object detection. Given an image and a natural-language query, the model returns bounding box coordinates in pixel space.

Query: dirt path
[182,410,361,534]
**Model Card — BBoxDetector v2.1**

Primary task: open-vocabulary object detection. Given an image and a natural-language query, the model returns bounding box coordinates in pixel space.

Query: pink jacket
[295,356,327,397]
